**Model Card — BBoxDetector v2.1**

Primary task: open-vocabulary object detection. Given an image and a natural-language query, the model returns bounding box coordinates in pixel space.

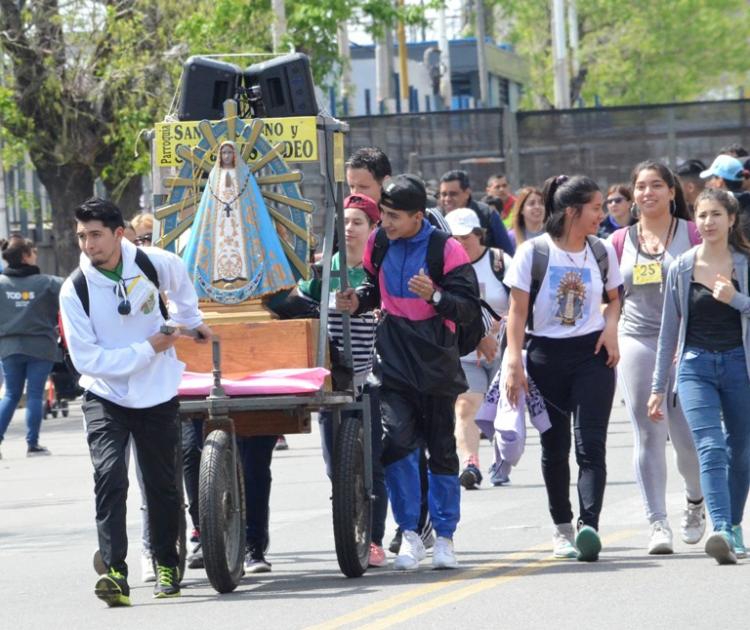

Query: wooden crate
[175,318,322,374]
[200,409,312,437]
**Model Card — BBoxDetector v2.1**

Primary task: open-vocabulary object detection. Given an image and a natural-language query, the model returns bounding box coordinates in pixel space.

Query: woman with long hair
[509,187,546,247]
[648,189,750,564]
[504,175,622,561]
[612,161,705,555]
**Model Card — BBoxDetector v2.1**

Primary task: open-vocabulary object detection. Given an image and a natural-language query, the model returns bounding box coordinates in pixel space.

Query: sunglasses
[134,233,152,246]
[606,196,625,205]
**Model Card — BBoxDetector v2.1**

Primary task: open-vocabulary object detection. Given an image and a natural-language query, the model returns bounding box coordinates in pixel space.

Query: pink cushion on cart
[178,368,330,397]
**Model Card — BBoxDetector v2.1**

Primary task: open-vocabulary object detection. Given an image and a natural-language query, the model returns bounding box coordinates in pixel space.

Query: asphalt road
[2,395,748,630]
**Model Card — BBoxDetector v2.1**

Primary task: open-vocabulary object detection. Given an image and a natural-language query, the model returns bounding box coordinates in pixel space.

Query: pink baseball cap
[344,193,380,224]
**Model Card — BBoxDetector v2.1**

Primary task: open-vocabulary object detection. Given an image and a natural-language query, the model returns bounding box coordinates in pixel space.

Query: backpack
[370,228,496,356]
[610,221,701,263]
[70,248,168,319]
[527,235,611,331]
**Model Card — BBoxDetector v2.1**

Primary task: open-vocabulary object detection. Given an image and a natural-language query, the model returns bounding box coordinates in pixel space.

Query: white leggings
[618,333,702,523]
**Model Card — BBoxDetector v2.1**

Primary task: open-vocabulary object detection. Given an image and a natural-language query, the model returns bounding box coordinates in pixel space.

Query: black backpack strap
[488,248,506,283]
[134,248,169,320]
[426,229,450,284]
[528,237,549,331]
[370,228,390,274]
[586,235,611,303]
[71,267,90,317]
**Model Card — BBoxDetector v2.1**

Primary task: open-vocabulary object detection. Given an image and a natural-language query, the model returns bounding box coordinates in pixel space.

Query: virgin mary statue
[182,141,295,304]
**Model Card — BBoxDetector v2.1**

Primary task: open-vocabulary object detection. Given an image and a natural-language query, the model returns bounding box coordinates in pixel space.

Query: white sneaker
[432,536,458,569]
[552,523,577,559]
[141,549,156,583]
[648,520,674,554]
[681,500,706,545]
[394,530,426,571]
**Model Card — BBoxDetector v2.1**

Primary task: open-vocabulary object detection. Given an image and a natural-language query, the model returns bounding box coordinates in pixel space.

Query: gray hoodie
[652,247,750,395]
[0,266,64,362]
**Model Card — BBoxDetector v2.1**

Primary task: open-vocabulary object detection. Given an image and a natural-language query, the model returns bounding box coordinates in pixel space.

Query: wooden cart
[154,111,372,593]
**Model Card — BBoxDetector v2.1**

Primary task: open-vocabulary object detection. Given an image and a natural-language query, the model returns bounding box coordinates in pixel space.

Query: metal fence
[514,99,750,190]
[317,99,750,201]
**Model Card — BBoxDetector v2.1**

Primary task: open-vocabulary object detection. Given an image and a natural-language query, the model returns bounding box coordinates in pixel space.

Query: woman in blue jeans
[0,236,63,457]
[649,188,750,564]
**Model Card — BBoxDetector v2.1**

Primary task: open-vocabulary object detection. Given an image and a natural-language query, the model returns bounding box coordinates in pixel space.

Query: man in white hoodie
[59,198,211,607]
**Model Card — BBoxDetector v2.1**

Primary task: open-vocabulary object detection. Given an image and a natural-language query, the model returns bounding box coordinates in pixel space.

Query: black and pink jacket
[355,220,479,396]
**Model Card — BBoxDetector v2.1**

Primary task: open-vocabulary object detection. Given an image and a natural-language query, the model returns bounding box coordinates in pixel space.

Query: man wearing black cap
[676,159,707,217]
[337,173,480,571]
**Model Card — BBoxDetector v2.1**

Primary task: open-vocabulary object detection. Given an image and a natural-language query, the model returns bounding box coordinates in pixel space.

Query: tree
[0,0,424,271]
[490,0,750,109]
[0,0,189,271]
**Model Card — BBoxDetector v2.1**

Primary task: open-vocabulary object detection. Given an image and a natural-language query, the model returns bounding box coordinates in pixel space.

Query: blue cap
[700,155,744,181]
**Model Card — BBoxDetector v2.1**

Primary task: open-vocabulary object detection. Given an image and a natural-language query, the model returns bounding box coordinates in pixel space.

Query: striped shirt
[297,252,377,388]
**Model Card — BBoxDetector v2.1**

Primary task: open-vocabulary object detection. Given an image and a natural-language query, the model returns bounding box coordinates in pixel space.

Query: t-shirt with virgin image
[504,233,622,338]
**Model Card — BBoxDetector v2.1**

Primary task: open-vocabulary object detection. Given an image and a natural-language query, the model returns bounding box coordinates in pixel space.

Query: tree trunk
[35,164,95,276]
[106,175,144,221]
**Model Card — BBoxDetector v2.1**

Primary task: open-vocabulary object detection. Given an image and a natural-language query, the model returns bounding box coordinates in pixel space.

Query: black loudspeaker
[178,57,242,121]
[244,53,319,118]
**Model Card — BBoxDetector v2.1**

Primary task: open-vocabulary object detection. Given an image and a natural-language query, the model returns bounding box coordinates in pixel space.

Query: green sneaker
[575,525,601,562]
[94,569,131,607]
[153,564,181,599]
[705,531,737,565]
[731,525,747,559]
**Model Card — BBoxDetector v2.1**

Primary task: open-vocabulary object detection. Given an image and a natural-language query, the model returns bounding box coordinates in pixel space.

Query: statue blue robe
[182,141,295,304]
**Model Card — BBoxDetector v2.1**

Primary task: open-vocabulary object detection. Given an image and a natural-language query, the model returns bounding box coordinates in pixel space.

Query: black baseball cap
[380,174,427,213]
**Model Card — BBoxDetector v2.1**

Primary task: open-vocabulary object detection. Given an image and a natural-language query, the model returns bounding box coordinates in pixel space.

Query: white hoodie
[59,239,203,409]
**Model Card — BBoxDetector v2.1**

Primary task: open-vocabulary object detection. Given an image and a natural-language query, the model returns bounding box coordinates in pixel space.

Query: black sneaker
[244,546,272,574]
[459,464,483,490]
[187,542,204,569]
[388,528,403,554]
[27,444,51,457]
[95,568,131,607]
[153,564,181,598]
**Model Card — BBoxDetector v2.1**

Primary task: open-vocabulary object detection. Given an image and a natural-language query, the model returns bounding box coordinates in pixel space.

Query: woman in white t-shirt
[445,208,512,490]
[504,174,623,562]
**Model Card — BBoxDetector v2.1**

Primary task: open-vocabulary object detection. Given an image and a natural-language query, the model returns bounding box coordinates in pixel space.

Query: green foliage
[490,0,750,108]
[0,85,31,165]
[0,0,431,193]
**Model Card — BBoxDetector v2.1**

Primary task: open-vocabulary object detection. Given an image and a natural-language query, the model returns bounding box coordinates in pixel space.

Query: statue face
[220,144,235,168]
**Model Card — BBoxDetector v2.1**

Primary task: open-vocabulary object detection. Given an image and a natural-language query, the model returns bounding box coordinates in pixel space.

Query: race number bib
[632,262,663,286]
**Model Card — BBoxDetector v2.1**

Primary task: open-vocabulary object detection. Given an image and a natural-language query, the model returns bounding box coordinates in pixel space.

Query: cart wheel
[332,414,372,578]
[61,400,69,418]
[199,429,246,593]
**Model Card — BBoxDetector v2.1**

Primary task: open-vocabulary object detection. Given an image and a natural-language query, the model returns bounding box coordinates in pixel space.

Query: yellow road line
[307,529,638,630]
[304,543,550,630]
[357,529,639,630]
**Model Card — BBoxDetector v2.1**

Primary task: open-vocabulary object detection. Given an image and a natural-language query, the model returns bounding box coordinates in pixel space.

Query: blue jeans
[677,345,750,532]
[0,354,54,446]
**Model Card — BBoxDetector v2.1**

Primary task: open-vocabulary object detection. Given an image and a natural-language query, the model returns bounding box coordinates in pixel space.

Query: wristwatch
[430,289,443,305]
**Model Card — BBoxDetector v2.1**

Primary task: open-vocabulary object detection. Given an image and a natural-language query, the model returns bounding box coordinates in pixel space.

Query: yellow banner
[333,132,346,183]
[154,116,318,167]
